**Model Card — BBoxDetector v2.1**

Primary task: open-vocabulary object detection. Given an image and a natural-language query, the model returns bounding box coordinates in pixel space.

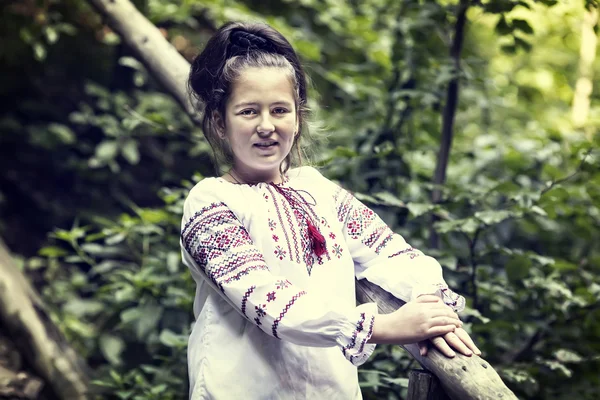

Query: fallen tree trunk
[85,0,517,398]
[0,240,89,400]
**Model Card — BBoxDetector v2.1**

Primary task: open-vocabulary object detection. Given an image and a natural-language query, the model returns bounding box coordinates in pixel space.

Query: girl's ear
[214,111,226,139]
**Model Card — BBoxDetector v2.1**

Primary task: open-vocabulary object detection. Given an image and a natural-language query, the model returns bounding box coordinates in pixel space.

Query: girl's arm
[326,177,464,311]
[180,186,377,366]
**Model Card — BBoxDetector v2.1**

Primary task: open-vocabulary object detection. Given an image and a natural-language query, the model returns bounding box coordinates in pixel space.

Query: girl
[182,21,479,400]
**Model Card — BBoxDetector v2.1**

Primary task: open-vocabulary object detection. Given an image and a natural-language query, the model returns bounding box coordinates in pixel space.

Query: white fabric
[180,166,464,400]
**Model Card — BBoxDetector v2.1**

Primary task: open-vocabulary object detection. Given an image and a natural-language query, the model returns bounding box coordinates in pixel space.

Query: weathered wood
[407,370,449,400]
[356,279,516,400]
[83,1,518,399]
[87,0,201,125]
[0,239,89,400]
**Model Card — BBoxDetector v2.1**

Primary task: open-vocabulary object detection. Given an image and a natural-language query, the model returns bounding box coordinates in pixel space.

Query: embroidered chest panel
[262,185,344,276]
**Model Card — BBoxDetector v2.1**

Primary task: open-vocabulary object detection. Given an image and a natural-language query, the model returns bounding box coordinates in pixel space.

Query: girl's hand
[417,327,481,358]
[369,295,462,345]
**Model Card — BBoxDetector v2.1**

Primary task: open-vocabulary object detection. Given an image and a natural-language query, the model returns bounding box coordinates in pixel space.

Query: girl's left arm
[331,183,464,312]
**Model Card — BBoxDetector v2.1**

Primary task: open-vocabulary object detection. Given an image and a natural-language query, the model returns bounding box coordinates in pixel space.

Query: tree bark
[84,0,517,398]
[430,0,470,249]
[0,239,89,400]
[571,5,598,139]
[87,0,201,125]
[356,279,516,400]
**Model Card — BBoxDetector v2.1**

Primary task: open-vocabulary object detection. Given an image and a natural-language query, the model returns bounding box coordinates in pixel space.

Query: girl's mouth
[254,141,278,149]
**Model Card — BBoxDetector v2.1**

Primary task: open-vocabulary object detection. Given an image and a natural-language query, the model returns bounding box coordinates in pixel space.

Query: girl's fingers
[416,295,442,303]
[454,328,481,356]
[418,340,429,356]
[429,316,462,328]
[430,335,455,358]
[427,324,456,338]
[443,331,472,356]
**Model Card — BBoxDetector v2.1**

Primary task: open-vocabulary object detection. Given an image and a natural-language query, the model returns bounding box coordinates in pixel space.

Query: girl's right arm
[180,186,376,366]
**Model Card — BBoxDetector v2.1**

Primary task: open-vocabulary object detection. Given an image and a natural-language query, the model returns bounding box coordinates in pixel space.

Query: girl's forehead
[230,67,295,101]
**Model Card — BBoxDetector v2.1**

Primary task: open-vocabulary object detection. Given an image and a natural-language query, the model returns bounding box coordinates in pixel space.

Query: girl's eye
[272,108,288,114]
[240,109,256,116]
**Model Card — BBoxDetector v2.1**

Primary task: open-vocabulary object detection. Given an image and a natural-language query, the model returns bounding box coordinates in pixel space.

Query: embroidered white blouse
[180,166,464,400]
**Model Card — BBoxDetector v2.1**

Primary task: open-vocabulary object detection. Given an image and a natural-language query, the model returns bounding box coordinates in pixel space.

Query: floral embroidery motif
[254,317,262,326]
[272,234,279,242]
[329,232,336,239]
[268,218,277,231]
[332,244,343,258]
[274,245,287,260]
[275,279,292,289]
[255,303,267,318]
[266,291,276,302]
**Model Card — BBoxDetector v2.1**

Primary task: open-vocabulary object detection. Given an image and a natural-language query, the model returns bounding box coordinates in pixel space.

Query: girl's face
[221,67,298,182]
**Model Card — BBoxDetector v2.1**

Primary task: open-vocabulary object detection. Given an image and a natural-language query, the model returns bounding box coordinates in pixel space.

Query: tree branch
[430,0,470,249]
[0,239,89,399]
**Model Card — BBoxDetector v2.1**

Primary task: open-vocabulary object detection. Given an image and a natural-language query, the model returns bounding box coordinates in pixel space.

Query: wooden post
[407,370,449,400]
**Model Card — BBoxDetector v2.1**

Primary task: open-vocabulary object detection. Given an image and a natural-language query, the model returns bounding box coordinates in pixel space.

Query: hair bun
[228,30,275,57]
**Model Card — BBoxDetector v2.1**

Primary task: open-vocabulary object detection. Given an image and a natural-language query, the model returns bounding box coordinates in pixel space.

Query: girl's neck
[225,167,285,185]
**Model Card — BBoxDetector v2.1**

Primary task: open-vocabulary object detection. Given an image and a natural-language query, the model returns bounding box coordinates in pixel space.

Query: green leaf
[48,123,76,144]
[505,255,532,283]
[121,140,140,165]
[100,335,125,366]
[106,232,127,245]
[435,218,479,235]
[95,141,119,161]
[63,299,104,317]
[167,252,180,273]
[159,329,187,348]
[135,304,163,339]
[406,202,435,217]
[474,210,518,225]
[33,43,46,61]
[373,192,405,208]
[44,26,59,44]
[38,246,68,257]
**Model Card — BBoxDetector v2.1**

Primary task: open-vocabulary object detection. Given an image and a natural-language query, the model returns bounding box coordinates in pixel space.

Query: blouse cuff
[412,283,465,313]
[336,303,377,366]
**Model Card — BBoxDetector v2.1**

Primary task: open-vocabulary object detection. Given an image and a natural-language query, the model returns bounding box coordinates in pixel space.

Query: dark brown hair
[188,21,311,176]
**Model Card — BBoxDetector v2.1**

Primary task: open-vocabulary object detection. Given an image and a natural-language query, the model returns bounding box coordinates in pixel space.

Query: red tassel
[307,220,327,256]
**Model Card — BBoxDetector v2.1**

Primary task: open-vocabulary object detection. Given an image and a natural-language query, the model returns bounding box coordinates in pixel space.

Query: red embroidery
[272,291,307,338]
[181,204,269,293]
[342,313,375,364]
[255,303,267,318]
[241,286,256,317]
[272,234,279,242]
[274,245,287,260]
[266,185,296,262]
[332,244,343,258]
[266,291,276,302]
[275,279,292,289]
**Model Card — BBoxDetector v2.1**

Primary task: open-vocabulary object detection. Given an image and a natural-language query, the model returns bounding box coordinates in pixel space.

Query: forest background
[1,0,599,399]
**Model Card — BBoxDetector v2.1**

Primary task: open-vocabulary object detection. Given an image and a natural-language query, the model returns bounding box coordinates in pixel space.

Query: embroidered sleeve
[333,185,465,312]
[180,189,377,365]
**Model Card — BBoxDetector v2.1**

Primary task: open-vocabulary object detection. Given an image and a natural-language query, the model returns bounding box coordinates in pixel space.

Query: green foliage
[2,0,600,399]
[33,183,195,399]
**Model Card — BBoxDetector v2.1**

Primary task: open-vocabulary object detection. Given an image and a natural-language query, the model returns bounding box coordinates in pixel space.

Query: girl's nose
[257,114,275,134]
